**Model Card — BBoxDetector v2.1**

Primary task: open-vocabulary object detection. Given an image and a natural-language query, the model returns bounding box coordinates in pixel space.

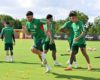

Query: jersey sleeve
[60,21,70,30]
[26,22,31,32]
[39,19,47,25]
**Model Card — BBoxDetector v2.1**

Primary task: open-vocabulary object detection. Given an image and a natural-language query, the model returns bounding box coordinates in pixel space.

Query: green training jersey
[1,26,14,44]
[43,22,55,42]
[61,21,74,43]
[26,18,46,43]
[72,21,86,45]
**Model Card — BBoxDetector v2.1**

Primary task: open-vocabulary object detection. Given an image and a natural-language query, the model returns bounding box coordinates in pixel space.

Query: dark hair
[69,11,77,17]
[46,14,53,19]
[26,11,33,16]
[5,21,10,25]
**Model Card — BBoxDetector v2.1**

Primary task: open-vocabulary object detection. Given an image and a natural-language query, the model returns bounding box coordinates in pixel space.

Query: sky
[0,0,100,22]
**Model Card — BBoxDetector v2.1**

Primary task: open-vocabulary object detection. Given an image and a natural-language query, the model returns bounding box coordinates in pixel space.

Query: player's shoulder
[34,18,40,22]
[2,27,6,30]
[65,21,72,25]
[78,20,84,25]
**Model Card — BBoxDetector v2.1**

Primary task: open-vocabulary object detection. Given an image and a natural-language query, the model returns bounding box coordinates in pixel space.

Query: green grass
[0,40,100,80]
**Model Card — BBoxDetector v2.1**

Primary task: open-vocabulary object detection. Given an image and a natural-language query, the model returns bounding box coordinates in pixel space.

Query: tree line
[0,11,100,35]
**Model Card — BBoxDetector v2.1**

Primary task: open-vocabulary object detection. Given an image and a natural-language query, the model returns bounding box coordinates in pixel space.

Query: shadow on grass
[60,53,71,56]
[76,67,100,72]
[94,56,100,58]
[0,61,40,65]
[51,72,100,80]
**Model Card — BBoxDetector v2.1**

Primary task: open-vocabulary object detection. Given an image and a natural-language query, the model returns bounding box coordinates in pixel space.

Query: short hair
[69,11,77,17]
[5,21,10,25]
[46,14,53,19]
[26,11,33,16]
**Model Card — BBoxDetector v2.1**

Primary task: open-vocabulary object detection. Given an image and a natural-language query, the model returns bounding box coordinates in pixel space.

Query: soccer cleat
[10,56,14,62]
[54,61,61,66]
[64,67,72,71]
[45,66,51,73]
[88,64,92,71]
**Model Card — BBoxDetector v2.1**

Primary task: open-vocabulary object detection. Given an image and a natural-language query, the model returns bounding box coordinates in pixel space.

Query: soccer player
[1,21,15,62]
[64,11,92,70]
[23,11,51,72]
[60,17,78,68]
[43,14,60,66]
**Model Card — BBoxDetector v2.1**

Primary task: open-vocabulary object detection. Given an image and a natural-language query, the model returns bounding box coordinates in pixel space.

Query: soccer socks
[5,50,14,62]
[45,64,51,72]
[41,52,46,62]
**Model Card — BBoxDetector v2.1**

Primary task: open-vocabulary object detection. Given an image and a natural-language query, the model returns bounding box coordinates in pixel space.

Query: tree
[94,16,100,35]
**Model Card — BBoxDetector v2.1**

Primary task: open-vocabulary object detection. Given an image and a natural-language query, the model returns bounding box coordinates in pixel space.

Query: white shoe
[45,66,51,73]
[10,56,14,62]
[66,60,70,65]
[54,61,61,66]
[5,56,10,62]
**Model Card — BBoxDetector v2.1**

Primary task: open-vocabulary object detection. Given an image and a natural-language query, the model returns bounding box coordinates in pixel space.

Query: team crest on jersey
[77,26,79,30]
[34,25,36,29]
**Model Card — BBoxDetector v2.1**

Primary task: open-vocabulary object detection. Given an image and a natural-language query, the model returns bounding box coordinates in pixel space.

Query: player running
[64,11,92,70]
[23,11,51,72]
[60,17,78,68]
[1,21,15,62]
[43,14,60,66]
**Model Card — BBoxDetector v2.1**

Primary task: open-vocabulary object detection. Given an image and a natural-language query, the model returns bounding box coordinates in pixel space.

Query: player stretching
[1,21,15,62]
[60,20,78,68]
[64,11,92,70]
[24,11,51,72]
[43,14,60,66]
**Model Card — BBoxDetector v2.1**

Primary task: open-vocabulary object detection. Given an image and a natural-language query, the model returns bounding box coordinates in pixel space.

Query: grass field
[0,40,100,80]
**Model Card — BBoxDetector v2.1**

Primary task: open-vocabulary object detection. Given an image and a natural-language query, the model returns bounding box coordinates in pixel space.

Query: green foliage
[0,12,100,35]
[0,15,22,32]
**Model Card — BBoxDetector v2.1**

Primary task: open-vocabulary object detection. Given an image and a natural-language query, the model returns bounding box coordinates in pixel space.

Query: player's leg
[5,43,10,62]
[9,43,14,62]
[50,43,60,66]
[67,41,78,68]
[31,47,47,63]
[80,45,92,70]
[65,45,78,70]
[31,40,51,72]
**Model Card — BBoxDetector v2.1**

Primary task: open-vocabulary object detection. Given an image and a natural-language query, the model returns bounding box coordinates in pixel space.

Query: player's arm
[40,19,47,25]
[23,24,31,35]
[1,28,4,41]
[12,34,15,45]
[12,29,15,45]
[60,22,70,35]
[46,21,54,44]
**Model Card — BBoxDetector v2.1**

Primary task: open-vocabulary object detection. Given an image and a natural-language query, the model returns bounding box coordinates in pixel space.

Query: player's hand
[74,38,79,42]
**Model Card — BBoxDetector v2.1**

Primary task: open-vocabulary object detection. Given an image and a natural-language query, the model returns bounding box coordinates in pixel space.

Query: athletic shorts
[44,41,56,51]
[72,44,86,53]
[5,43,13,50]
[33,39,44,51]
